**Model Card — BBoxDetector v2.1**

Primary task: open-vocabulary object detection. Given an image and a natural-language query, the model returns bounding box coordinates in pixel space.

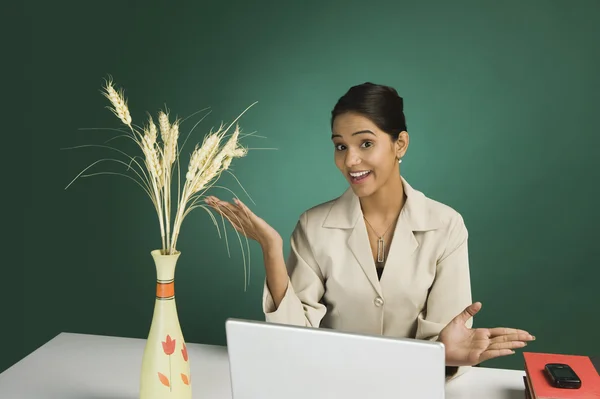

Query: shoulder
[297,194,343,229]
[305,196,341,217]
[392,181,469,265]
[284,194,344,251]
[422,195,467,233]
[400,179,469,259]
[399,177,466,232]
[415,190,469,260]
[290,179,468,240]
[287,188,358,240]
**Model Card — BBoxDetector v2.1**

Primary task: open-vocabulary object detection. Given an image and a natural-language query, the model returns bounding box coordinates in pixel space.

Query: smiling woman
[205,82,535,380]
[330,84,410,277]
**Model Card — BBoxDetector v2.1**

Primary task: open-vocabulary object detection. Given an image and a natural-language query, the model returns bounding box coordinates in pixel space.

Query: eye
[334,143,346,151]
[361,141,373,148]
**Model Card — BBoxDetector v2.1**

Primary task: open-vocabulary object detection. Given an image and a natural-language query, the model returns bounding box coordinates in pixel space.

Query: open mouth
[349,170,372,184]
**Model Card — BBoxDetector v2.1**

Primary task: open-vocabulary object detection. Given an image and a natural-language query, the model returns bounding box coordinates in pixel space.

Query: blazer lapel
[380,177,441,291]
[322,177,441,298]
[347,217,383,296]
[378,210,419,291]
[323,188,383,296]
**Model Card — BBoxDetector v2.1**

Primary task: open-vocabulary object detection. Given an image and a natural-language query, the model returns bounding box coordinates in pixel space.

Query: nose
[345,149,361,168]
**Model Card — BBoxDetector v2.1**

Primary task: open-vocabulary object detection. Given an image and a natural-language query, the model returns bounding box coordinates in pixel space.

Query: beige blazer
[262,177,473,378]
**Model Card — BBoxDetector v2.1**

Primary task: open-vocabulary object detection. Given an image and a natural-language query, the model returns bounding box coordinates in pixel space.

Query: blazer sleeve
[262,211,327,327]
[415,212,473,380]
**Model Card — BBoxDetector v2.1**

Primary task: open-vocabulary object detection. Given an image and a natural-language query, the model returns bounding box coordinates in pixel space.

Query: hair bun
[331,82,407,138]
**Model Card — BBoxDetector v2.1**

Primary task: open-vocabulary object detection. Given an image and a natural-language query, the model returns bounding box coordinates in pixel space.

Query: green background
[8,0,599,374]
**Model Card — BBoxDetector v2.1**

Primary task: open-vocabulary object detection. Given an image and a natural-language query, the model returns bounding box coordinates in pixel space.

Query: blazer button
[374,297,384,307]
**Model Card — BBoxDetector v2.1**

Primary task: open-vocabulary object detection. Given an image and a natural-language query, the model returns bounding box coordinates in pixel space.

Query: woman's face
[331,112,408,198]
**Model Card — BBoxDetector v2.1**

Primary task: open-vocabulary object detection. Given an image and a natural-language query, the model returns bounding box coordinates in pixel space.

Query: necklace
[363,216,396,264]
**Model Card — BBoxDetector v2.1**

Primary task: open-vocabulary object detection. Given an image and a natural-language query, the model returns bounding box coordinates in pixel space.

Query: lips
[349,170,372,184]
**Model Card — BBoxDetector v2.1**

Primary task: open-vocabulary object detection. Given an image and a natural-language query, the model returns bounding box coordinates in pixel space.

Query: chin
[347,182,377,198]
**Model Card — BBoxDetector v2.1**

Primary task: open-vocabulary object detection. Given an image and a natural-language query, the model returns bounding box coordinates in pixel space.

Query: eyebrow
[331,130,375,139]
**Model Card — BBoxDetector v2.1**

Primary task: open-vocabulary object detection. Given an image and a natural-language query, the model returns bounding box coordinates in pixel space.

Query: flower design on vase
[181,342,190,385]
[181,343,188,361]
[157,372,170,388]
[163,335,176,355]
[158,334,176,391]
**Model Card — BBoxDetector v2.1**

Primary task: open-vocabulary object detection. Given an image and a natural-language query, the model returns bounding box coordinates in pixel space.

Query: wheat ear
[101,79,166,250]
[101,77,133,129]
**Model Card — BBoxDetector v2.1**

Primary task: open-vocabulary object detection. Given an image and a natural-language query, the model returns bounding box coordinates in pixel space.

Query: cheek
[367,148,394,173]
[334,153,345,170]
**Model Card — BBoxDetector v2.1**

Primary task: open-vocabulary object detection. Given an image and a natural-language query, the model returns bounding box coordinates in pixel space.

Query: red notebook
[523,352,600,398]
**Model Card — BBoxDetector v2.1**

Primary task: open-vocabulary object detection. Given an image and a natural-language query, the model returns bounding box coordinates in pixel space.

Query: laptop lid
[225,318,446,399]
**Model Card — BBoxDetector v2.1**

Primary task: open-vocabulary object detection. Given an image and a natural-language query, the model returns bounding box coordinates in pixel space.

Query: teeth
[350,171,370,177]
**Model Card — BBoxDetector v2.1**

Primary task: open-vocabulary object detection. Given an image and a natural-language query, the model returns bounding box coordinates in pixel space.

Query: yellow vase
[139,250,192,399]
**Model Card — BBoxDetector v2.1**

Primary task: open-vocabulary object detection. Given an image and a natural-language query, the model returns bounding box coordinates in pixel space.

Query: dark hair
[331,82,407,140]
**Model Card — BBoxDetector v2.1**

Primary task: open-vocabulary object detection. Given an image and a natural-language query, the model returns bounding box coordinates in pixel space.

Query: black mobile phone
[544,363,581,389]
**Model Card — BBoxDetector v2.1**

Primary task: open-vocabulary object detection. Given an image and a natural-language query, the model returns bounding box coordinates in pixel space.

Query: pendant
[377,237,385,263]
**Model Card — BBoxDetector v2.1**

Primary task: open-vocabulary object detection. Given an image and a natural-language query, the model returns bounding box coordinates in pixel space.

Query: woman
[205,82,535,379]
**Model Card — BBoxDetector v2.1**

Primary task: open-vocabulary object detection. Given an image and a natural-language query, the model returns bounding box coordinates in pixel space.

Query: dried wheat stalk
[65,77,260,288]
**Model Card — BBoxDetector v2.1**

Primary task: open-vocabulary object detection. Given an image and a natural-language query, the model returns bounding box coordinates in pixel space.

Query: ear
[395,131,409,159]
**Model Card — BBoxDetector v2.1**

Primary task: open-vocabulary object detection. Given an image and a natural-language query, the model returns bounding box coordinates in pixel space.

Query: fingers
[233,197,251,214]
[205,197,246,229]
[490,333,535,345]
[205,197,233,217]
[452,302,482,325]
[233,197,256,222]
[479,348,516,363]
[204,196,258,239]
[205,196,246,215]
[475,327,535,363]
[205,196,239,216]
[206,197,256,222]
[489,328,535,341]
[487,340,528,351]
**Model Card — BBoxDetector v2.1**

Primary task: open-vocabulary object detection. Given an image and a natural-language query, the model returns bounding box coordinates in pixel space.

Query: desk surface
[0,332,527,399]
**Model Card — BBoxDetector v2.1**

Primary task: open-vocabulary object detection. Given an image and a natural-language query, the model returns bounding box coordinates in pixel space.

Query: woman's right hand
[206,196,289,308]
[204,196,283,249]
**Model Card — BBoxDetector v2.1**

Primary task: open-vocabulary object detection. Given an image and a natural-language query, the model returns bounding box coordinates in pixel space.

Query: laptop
[225,318,446,399]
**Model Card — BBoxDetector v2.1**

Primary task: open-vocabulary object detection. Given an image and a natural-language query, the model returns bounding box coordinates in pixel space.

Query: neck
[359,173,406,221]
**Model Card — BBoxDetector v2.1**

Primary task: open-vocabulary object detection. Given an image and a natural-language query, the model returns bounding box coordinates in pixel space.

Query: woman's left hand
[438,302,536,367]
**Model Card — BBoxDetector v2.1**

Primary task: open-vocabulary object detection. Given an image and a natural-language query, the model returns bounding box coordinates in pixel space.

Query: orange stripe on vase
[156,280,175,299]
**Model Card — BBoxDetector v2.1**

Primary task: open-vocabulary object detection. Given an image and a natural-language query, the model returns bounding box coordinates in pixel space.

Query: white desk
[0,332,527,399]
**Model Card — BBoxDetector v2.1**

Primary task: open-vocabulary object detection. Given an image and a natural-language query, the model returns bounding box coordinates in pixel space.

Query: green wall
[8,0,599,374]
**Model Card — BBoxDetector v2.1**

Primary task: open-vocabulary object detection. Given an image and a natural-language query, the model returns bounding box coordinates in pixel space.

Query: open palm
[204,196,282,248]
[439,302,535,367]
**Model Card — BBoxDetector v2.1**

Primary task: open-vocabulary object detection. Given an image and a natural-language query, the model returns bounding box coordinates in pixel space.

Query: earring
[398,158,402,164]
